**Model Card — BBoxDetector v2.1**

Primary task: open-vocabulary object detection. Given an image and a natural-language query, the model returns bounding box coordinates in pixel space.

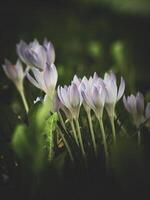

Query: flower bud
[104,72,125,117]
[2,59,24,91]
[17,39,47,70]
[123,92,145,127]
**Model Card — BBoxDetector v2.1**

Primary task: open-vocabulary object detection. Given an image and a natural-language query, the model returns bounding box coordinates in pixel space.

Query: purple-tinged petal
[15,60,24,79]
[123,95,131,113]
[3,59,18,79]
[60,87,70,108]
[136,92,144,115]
[69,83,81,107]
[128,95,137,114]
[81,90,93,109]
[43,38,55,65]
[145,102,150,118]
[44,63,58,91]
[32,68,47,92]
[117,77,125,101]
[16,40,28,64]
[72,75,81,87]
[93,72,99,81]
[26,72,40,89]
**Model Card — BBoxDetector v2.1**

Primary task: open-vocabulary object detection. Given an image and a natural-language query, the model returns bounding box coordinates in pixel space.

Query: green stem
[137,130,141,146]
[98,118,109,167]
[114,113,127,136]
[70,120,79,145]
[87,111,97,156]
[75,119,86,157]
[57,126,74,162]
[110,116,116,144]
[20,90,29,113]
[58,112,66,130]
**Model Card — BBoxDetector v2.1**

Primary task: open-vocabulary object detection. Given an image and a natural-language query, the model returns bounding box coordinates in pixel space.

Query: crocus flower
[71,75,81,87]
[27,63,58,94]
[145,103,150,128]
[81,77,106,119]
[43,38,55,65]
[104,72,125,117]
[57,83,82,119]
[79,73,103,113]
[123,92,145,127]
[17,39,47,70]
[2,59,24,91]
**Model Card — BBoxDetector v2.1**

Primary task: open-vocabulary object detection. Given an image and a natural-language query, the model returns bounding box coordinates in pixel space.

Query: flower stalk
[70,120,79,145]
[137,130,141,146]
[110,116,116,144]
[98,118,109,167]
[75,118,86,157]
[20,89,29,113]
[57,126,74,162]
[87,111,97,156]
[58,112,66,131]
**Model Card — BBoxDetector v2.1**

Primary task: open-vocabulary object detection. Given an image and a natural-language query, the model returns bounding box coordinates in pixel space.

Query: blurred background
[0,0,150,140]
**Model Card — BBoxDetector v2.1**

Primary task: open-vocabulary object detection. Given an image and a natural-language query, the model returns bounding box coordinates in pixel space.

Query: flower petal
[136,92,144,115]
[117,77,125,101]
[123,95,131,113]
[26,72,40,89]
[145,102,150,118]
[44,63,58,91]
[16,40,28,64]
[69,83,81,107]
[43,38,55,65]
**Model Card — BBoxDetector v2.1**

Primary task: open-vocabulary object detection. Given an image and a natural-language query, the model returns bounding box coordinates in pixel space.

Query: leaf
[12,124,29,158]
[44,113,58,161]
[28,101,50,131]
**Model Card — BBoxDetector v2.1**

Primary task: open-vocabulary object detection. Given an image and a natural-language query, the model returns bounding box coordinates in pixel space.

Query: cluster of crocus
[2,39,58,113]
[2,38,150,165]
[55,71,125,162]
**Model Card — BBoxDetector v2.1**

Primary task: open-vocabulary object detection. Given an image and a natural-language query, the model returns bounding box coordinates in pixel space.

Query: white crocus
[17,39,47,70]
[57,83,82,120]
[27,63,58,95]
[2,59,24,91]
[145,103,150,128]
[82,78,106,119]
[2,59,29,113]
[104,72,125,144]
[123,92,145,128]
[104,72,125,117]
[57,83,85,154]
[81,73,107,158]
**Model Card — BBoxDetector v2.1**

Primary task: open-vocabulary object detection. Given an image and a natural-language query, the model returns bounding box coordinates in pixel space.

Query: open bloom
[2,59,24,91]
[81,75,106,118]
[104,72,125,117]
[27,63,58,94]
[57,83,82,119]
[123,92,145,127]
[17,39,48,70]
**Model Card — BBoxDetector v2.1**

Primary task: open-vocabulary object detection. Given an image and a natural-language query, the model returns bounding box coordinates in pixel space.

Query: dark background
[1,0,150,142]
[0,1,150,199]
[0,0,150,89]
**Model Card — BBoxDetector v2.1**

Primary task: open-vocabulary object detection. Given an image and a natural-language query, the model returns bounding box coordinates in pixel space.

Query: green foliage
[12,124,29,158]
[44,113,58,161]
[12,101,58,173]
